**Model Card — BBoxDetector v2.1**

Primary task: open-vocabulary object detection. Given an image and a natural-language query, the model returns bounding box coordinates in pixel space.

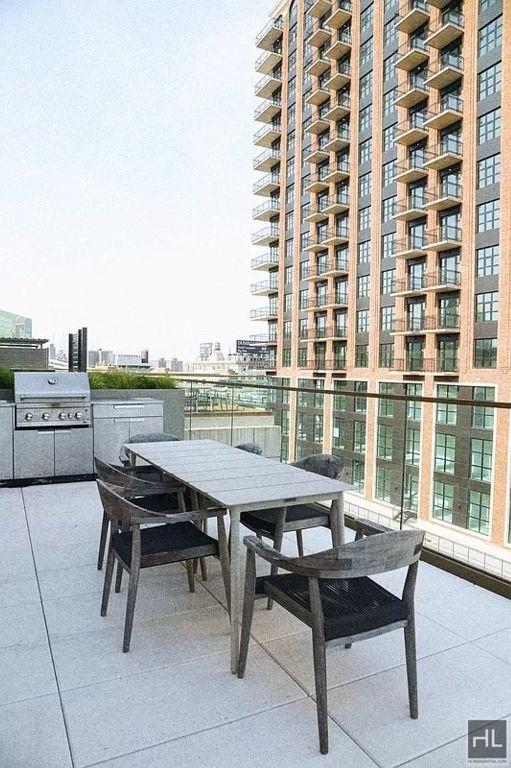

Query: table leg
[229,506,241,674]
[128,449,136,469]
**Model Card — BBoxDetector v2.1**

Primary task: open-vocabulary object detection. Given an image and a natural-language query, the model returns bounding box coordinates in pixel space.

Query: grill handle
[18,394,88,401]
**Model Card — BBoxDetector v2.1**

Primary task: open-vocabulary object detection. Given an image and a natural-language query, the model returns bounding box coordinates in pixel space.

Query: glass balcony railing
[174,376,511,586]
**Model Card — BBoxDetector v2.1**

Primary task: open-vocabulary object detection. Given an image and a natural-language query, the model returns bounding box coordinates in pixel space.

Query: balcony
[396,37,429,71]
[393,355,436,372]
[307,107,331,134]
[424,94,462,131]
[3,375,511,768]
[394,79,429,109]
[251,225,280,246]
[309,0,333,18]
[325,126,350,152]
[305,142,330,164]
[251,251,279,270]
[252,198,281,221]
[249,332,277,344]
[250,277,279,296]
[306,53,330,77]
[250,304,278,320]
[426,223,462,251]
[393,269,461,295]
[395,114,428,146]
[327,0,352,29]
[303,199,334,223]
[325,93,351,121]
[255,48,283,75]
[304,226,348,251]
[425,52,464,90]
[326,60,351,90]
[255,73,282,100]
[395,0,430,34]
[253,172,280,197]
[424,183,462,212]
[324,159,349,183]
[423,138,462,171]
[253,122,281,148]
[426,9,464,49]
[253,147,280,172]
[394,314,460,334]
[307,357,346,371]
[309,325,347,340]
[393,235,428,259]
[254,96,282,123]
[307,292,348,309]
[306,83,330,107]
[306,167,331,193]
[394,194,428,221]
[256,17,283,50]
[308,256,349,278]
[308,18,331,48]
[437,354,459,372]
[326,29,352,59]
[395,155,428,184]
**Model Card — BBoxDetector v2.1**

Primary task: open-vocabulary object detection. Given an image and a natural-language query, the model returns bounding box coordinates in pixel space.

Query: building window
[352,460,365,492]
[383,123,396,152]
[384,17,397,47]
[377,424,393,460]
[282,348,291,367]
[360,37,373,65]
[359,171,371,197]
[479,16,502,56]
[435,433,456,474]
[404,428,420,466]
[379,342,394,368]
[382,232,395,258]
[479,0,497,10]
[382,160,395,187]
[285,265,292,285]
[477,200,500,232]
[357,274,370,298]
[478,62,502,100]
[355,382,368,413]
[477,154,500,188]
[468,491,490,536]
[349,420,364,453]
[313,413,323,443]
[474,338,497,368]
[476,245,499,277]
[404,473,419,513]
[358,240,370,264]
[296,412,306,441]
[359,206,371,231]
[297,347,308,366]
[360,3,374,32]
[383,52,397,82]
[376,466,392,503]
[283,320,292,339]
[382,196,396,224]
[475,291,498,322]
[383,88,397,116]
[478,108,501,144]
[359,104,372,133]
[381,268,395,294]
[355,344,369,367]
[406,383,422,421]
[470,438,493,482]
[436,384,458,424]
[433,480,454,523]
[379,382,394,417]
[357,309,369,332]
[332,417,346,450]
[359,138,372,164]
[359,71,372,99]
[381,305,395,331]
[472,386,495,430]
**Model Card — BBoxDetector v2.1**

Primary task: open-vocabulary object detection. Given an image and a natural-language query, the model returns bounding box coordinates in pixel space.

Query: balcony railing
[395,154,428,182]
[307,17,332,48]
[395,0,429,34]
[255,48,283,76]
[327,0,352,29]
[306,292,348,309]
[427,9,464,48]
[426,224,462,249]
[256,17,283,50]
[396,36,429,70]
[310,325,348,339]
[393,235,428,257]
[426,52,464,89]
[252,172,280,196]
[326,29,352,59]
[424,95,463,129]
[326,60,351,89]
[304,226,349,251]
[252,199,280,221]
[251,225,280,246]
[250,305,278,320]
[308,256,349,277]
[251,251,279,270]
[253,147,281,172]
[254,96,282,122]
[255,72,282,99]
[424,183,462,209]
[394,270,461,293]
[395,113,428,145]
[250,277,279,295]
[424,138,462,169]
[253,121,281,147]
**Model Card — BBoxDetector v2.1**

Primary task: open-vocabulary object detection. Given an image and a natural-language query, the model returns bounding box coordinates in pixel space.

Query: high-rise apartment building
[251,0,511,555]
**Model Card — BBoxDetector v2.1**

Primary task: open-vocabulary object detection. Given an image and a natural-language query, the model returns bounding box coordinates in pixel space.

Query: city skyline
[1,0,271,359]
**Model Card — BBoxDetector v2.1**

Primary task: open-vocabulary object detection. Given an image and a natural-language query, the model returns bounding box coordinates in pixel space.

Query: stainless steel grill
[14,372,91,429]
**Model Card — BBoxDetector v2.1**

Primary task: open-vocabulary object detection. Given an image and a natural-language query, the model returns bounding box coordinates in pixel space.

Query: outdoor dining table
[124,439,353,673]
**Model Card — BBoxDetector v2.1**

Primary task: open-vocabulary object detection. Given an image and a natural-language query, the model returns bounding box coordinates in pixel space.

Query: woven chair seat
[241,504,330,536]
[111,523,219,568]
[133,493,182,514]
[258,573,407,641]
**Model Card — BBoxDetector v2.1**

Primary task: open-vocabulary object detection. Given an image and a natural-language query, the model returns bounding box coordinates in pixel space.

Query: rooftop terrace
[2,480,511,768]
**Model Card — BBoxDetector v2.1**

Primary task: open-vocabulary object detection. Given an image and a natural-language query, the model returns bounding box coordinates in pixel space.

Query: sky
[1,0,272,360]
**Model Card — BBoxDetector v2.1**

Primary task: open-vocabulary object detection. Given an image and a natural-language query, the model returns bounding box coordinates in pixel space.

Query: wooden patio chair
[97,480,230,652]
[237,519,424,754]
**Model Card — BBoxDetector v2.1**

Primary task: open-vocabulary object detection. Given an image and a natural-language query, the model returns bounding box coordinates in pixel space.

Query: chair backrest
[292,453,344,480]
[265,528,424,580]
[235,442,263,455]
[120,432,181,463]
[96,480,164,527]
[95,457,155,490]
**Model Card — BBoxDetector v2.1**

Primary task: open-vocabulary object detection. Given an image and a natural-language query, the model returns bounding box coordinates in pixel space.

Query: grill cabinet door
[0,407,13,479]
[93,418,131,465]
[14,430,55,479]
[55,428,93,476]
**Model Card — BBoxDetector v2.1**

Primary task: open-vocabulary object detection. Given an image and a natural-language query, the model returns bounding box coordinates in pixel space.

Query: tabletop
[125,439,352,513]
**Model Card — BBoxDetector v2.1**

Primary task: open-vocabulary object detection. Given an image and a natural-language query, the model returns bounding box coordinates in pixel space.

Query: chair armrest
[132,507,227,527]
[243,535,291,565]
[353,518,393,538]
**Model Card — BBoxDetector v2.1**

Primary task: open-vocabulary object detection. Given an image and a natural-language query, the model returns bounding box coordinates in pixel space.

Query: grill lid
[14,372,91,403]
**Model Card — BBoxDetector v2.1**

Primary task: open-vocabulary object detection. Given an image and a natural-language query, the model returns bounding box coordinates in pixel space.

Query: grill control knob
[41,413,50,421]
[68,413,74,419]
[59,412,67,420]
[75,412,83,420]
[25,413,34,421]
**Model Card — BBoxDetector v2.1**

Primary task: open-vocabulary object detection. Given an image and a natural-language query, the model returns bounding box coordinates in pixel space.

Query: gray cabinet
[92,399,164,465]
[55,429,93,476]
[93,418,130,464]
[14,430,54,479]
[0,407,14,479]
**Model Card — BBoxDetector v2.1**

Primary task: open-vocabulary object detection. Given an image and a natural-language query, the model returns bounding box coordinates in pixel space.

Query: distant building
[199,342,213,361]
[88,350,100,367]
[141,349,149,364]
[0,310,32,339]
[168,358,183,372]
[0,338,48,370]
[114,354,151,370]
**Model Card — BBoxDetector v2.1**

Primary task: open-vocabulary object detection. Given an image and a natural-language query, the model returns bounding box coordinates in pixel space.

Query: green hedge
[0,368,177,391]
